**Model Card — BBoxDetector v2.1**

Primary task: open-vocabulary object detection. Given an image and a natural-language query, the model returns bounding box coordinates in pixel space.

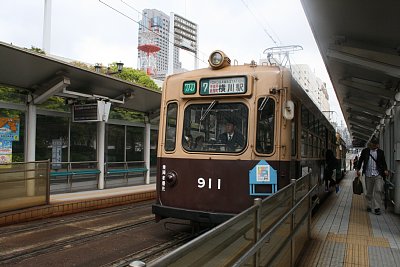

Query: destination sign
[200,76,247,95]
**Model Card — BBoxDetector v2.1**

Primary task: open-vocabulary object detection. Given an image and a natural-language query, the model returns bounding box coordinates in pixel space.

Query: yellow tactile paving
[344,243,369,266]
[347,194,373,237]
[343,194,390,267]
[298,177,391,267]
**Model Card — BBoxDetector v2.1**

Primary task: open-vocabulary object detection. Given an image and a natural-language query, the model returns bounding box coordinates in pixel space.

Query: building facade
[291,64,330,116]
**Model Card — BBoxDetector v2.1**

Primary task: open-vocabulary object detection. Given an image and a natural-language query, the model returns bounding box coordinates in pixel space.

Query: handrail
[148,181,297,266]
[105,161,146,164]
[50,161,98,165]
[233,182,317,266]
[147,172,314,267]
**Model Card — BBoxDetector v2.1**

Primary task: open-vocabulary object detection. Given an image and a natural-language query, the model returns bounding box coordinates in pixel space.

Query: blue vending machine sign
[249,160,277,196]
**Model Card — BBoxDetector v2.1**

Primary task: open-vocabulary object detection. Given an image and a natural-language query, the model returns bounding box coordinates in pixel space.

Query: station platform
[0,184,156,227]
[298,170,400,267]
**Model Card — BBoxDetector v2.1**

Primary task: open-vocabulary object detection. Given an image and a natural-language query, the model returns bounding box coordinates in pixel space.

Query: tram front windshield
[182,102,248,153]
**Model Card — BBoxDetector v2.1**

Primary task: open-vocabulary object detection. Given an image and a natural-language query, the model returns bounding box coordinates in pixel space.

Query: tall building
[137,9,181,80]
[291,64,330,115]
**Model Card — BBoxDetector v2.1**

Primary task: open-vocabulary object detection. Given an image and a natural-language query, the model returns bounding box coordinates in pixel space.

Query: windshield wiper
[200,100,218,121]
[258,97,270,111]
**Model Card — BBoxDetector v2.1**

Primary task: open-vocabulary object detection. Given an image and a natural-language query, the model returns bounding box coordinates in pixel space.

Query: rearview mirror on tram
[283,100,294,120]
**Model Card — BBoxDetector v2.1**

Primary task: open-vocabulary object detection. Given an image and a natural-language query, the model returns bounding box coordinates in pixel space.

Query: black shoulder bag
[353,176,363,195]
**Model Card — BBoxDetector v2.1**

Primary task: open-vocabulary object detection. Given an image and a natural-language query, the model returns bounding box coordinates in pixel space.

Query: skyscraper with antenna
[137,9,181,80]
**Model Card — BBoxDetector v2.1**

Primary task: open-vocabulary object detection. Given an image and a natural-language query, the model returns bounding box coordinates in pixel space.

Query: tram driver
[218,119,244,151]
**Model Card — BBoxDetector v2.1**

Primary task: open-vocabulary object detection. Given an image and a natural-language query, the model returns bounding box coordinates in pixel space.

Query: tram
[153,50,342,224]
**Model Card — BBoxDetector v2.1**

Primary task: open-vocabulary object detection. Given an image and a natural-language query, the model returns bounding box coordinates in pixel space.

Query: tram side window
[291,119,296,157]
[301,130,307,157]
[256,97,275,154]
[164,103,178,151]
[301,105,309,128]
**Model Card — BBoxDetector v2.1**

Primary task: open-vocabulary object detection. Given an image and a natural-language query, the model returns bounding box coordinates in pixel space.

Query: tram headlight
[165,171,178,187]
[208,50,231,69]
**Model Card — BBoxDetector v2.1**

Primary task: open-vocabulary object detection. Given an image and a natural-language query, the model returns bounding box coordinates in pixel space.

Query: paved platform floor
[297,171,400,267]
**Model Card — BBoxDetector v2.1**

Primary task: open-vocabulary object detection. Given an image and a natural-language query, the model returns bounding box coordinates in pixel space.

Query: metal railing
[0,160,50,213]
[49,160,150,193]
[49,161,99,193]
[385,170,396,209]
[147,172,316,267]
[105,161,148,188]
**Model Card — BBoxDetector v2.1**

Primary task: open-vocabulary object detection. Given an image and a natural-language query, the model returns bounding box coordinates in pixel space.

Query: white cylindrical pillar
[97,121,106,189]
[26,102,37,196]
[144,120,151,184]
[26,102,37,162]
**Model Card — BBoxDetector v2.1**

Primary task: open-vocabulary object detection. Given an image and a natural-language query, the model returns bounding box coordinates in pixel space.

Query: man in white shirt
[356,137,388,215]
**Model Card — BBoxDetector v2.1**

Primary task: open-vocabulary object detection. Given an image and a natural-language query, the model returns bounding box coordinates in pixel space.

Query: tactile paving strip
[297,176,394,267]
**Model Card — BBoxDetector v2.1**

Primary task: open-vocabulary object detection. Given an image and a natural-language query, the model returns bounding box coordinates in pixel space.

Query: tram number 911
[198,177,221,190]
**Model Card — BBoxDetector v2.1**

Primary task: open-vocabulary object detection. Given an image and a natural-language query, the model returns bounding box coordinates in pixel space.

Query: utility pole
[42,0,52,54]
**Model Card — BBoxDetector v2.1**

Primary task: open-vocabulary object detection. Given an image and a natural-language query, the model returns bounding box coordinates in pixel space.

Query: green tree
[109,63,160,91]
[70,60,93,71]
[29,46,45,54]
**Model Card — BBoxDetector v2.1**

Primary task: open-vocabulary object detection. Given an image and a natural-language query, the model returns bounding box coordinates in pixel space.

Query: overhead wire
[98,0,208,66]
[247,0,283,45]
[240,0,280,46]
[239,0,307,71]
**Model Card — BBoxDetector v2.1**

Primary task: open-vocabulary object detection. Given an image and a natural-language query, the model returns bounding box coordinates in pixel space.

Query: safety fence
[147,172,317,267]
[0,160,50,213]
[49,161,149,193]
[50,161,99,193]
[105,161,148,188]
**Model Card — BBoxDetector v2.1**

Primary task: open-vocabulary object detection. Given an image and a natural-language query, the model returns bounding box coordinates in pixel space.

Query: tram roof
[300,0,400,147]
[0,41,161,113]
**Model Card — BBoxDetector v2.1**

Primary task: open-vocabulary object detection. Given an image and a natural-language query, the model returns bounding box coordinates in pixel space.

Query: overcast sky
[0,0,345,124]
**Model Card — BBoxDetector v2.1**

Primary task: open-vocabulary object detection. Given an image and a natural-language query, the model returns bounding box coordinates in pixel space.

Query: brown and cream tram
[153,50,341,224]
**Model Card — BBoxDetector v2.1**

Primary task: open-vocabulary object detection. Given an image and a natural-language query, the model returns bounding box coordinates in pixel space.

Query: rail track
[0,202,203,266]
[0,215,155,264]
[0,201,153,237]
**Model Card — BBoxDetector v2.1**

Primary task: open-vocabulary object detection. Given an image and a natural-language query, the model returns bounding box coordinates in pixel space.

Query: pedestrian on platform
[324,149,339,193]
[356,137,388,215]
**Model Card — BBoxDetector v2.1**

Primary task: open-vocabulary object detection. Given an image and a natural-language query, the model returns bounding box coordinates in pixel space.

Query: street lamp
[94,62,124,75]
[94,63,102,73]
[107,62,124,75]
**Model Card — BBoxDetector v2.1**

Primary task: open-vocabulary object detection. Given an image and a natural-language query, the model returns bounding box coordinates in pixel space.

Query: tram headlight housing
[208,50,231,69]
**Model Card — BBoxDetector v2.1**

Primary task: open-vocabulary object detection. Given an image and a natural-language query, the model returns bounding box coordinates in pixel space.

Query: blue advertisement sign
[249,160,277,196]
[0,118,20,141]
[0,139,12,164]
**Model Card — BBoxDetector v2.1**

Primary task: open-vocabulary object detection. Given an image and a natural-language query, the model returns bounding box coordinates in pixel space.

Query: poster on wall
[0,117,20,141]
[256,165,270,182]
[52,139,62,169]
[0,139,12,164]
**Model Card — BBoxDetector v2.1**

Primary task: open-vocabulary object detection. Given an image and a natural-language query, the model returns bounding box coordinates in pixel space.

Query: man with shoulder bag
[356,137,389,215]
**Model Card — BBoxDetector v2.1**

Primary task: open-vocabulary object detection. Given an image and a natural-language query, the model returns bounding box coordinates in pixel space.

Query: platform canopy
[301,0,400,146]
[0,41,161,114]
